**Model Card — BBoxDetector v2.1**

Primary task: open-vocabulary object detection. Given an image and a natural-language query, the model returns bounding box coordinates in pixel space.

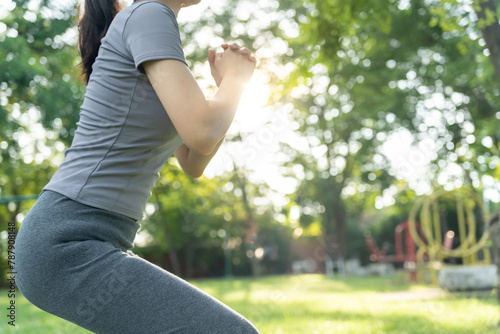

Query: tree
[0,0,84,212]
[0,0,83,285]
[475,0,500,83]
[275,0,500,277]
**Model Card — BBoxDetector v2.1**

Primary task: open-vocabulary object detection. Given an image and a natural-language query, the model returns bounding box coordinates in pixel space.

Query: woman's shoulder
[122,1,175,18]
[116,0,177,32]
[119,1,179,37]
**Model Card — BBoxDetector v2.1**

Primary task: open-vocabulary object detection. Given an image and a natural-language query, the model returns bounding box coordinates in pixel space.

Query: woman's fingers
[208,49,215,64]
[218,43,256,64]
[208,49,223,87]
[221,42,241,50]
[209,49,223,67]
[238,48,257,64]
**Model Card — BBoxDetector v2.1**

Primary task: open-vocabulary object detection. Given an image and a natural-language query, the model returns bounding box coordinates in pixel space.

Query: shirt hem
[135,54,188,74]
[43,186,143,221]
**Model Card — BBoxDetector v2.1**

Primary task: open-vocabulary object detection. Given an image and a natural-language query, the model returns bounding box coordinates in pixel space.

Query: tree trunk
[335,210,347,259]
[324,231,335,278]
[476,0,500,84]
[185,242,195,279]
[323,209,335,278]
[9,201,21,224]
[8,182,20,223]
[334,203,347,278]
[233,165,260,277]
[154,191,182,277]
[248,244,261,277]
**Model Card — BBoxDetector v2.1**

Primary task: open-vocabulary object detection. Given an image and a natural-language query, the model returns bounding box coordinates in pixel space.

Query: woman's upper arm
[143,59,215,155]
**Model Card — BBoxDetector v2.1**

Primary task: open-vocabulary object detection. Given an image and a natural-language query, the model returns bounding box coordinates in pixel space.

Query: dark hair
[77,0,121,85]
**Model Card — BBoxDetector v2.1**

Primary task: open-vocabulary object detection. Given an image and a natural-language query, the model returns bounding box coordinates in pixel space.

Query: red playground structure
[365,220,430,282]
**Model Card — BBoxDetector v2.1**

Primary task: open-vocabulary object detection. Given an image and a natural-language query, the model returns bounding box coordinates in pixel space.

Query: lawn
[1,272,499,333]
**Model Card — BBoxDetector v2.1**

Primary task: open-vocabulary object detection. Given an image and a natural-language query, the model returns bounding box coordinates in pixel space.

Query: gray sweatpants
[14,190,259,334]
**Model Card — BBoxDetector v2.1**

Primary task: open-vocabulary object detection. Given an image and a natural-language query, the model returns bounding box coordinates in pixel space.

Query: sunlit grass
[195,274,500,334]
[1,273,499,333]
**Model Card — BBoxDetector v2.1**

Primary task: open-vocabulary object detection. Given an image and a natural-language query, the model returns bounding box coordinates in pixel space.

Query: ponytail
[77,0,120,85]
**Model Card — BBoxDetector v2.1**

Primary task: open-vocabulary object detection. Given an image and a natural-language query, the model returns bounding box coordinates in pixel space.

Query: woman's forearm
[204,77,246,144]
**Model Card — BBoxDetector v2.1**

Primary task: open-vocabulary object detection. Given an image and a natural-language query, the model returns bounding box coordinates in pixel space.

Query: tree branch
[476,0,500,84]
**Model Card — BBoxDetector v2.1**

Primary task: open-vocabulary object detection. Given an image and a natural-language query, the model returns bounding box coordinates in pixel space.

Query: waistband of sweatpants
[36,189,141,251]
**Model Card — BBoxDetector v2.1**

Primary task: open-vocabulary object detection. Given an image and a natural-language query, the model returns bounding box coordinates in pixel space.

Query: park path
[377,288,449,302]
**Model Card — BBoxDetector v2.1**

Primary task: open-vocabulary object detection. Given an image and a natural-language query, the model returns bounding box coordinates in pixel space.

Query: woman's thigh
[83,250,259,333]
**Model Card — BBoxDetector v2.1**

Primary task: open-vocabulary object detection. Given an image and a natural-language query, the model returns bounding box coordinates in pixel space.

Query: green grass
[1,272,499,333]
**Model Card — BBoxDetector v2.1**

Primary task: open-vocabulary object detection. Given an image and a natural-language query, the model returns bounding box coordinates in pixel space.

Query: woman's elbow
[191,171,204,179]
[184,136,217,156]
[179,162,205,178]
[179,122,220,156]
[185,168,204,178]
[189,143,215,156]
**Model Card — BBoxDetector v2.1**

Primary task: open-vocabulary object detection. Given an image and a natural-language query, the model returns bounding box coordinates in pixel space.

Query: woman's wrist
[219,75,248,90]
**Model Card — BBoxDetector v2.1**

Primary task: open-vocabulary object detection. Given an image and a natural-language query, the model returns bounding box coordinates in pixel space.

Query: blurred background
[0,0,499,283]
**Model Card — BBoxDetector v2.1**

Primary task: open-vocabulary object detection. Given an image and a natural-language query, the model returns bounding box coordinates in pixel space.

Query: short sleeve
[123,2,188,74]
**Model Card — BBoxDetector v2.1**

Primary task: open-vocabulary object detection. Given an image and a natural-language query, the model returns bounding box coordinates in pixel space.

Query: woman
[14,0,259,333]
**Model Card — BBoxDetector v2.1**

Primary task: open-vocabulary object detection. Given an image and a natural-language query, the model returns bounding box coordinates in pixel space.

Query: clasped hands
[208,42,257,87]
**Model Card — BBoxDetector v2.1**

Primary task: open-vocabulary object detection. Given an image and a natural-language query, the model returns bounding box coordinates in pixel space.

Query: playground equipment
[408,187,492,285]
[365,220,454,282]
[365,220,423,282]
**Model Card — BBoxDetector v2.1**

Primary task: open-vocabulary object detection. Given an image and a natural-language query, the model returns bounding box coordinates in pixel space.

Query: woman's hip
[15,190,140,253]
[14,190,140,305]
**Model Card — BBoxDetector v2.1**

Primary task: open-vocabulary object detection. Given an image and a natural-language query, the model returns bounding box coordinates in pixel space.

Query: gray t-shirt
[44,1,187,221]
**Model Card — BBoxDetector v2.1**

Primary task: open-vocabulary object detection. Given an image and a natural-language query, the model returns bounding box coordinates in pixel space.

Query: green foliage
[0,0,84,206]
[277,0,500,265]
[0,0,83,285]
